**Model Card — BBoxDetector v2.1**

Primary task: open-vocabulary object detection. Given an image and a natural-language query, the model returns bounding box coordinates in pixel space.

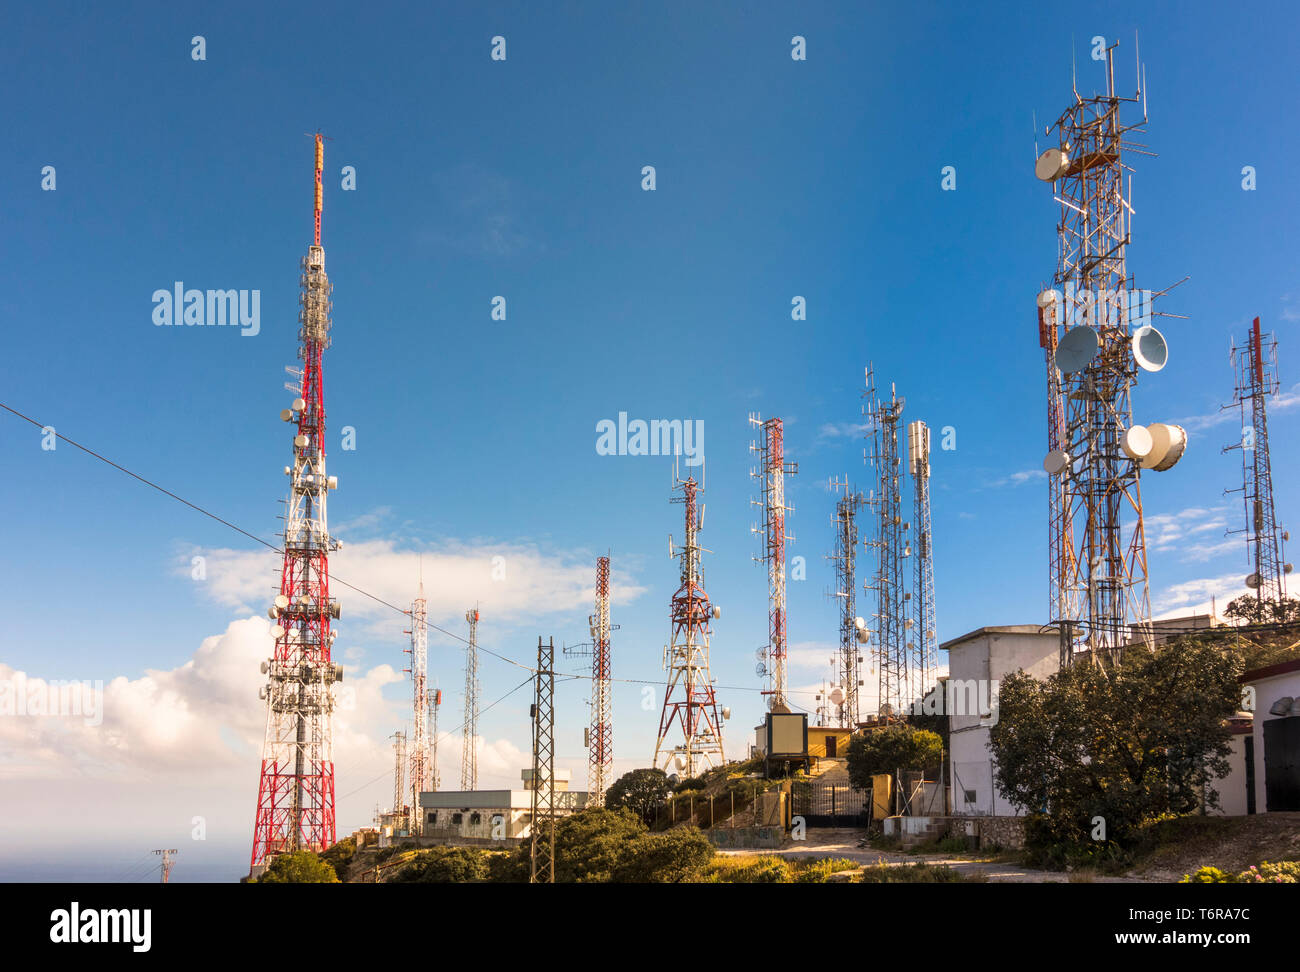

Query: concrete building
[417,769,589,845]
[943,625,1059,818]
[1239,658,1300,813]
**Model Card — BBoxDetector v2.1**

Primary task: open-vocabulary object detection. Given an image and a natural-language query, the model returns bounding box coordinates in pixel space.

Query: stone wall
[977,815,1025,850]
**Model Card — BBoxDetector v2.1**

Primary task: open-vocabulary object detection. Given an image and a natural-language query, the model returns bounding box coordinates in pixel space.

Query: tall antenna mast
[153,848,178,884]
[908,421,938,696]
[864,367,910,716]
[1224,317,1290,607]
[750,414,797,709]
[827,476,868,727]
[653,467,726,776]
[461,606,480,790]
[1036,41,1184,666]
[404,568,429,831]
[251,133,342,874]
[589,556,614,805]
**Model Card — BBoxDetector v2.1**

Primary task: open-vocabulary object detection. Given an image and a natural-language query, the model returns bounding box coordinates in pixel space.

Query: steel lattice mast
[1040,42,1155,666]
[1224,317,1289,607]
[461,607,480,790]
[429,687,441,792]
[864,367,909,717]
[828,477,867,727]
[392,731,406,822]
[1038,287,1075,663]
[908,421,938,697]
[251,134,342,872]
[529,637,556,884]
[589,556,613,805]
[653,473,725,776]
[750,415,797,710]
[404,573,429,831]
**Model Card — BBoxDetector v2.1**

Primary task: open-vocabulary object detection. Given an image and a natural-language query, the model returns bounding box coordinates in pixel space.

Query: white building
[417,769,589,844]
[944,625,1059,817]
[1239,658,1300,813]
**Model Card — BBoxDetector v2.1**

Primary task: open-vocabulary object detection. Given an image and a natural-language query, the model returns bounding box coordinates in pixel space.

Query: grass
[858,860,987,883]
[697,854,861,883]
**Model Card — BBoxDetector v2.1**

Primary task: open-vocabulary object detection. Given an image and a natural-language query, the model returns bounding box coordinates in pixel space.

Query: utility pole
[529,637,555,884]
[152,848,178,884]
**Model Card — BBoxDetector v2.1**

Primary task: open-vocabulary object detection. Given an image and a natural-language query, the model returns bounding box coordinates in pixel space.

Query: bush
[1238,861,1300,884]
[1180,866,1235,884]
[391,847,489,883]
[606,769,672,824]
[320,837,356,882]
[610,829,715,883]
[936,836,971,854]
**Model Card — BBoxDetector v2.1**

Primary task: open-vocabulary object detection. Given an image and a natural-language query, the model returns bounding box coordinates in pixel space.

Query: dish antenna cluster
[1034,38,1182,667]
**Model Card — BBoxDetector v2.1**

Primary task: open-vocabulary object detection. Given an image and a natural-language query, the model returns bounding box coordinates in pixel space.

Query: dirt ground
[715,821,1300,883]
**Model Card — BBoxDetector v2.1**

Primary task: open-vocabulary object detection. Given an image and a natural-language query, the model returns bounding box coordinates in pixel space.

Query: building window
[470,812,482,825]
[427,812,437,825]
[451,813,463,825]
[964,789,977,804]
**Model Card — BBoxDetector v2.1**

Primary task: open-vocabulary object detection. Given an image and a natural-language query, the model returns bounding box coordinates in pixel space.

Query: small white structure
[1240,659,1300,813]
[943,625,1059,817]
[418,769,588,843]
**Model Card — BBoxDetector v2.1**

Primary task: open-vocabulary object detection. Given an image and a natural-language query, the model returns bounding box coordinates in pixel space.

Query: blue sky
[1,0,1298,880]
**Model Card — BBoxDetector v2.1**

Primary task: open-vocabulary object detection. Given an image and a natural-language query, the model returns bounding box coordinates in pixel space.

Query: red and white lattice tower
[404,571,430,831]
[653,472,726,777]
[589,556,613,804]
[750,415,797,710]
[251,133,342,873]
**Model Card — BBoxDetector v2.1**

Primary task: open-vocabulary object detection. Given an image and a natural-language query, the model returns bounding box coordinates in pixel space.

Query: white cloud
[1152,572,1250,618]
[987,468,1046,488]
[181,538,646,644]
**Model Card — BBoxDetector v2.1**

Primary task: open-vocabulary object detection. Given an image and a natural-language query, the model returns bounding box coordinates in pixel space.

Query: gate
[790,780,868,827]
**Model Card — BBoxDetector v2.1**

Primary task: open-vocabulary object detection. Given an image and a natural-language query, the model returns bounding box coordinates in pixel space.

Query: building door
[1263,717,1300,811]
[826,735,837,758]
[1244,736,1256,815]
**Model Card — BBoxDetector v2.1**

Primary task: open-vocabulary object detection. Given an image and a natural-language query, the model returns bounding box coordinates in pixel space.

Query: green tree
[845,724,944,791]
[501,807,647,883]
[254,851,340,884]
[1224,594,1300,626]
[605,768,672,824]
[988,638,1240,849]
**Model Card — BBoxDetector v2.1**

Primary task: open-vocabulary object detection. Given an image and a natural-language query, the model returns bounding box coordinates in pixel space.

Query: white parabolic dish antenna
[1037,289,1061,309]
[1055,326,1100,374]
[1140,423,1188,471]
[1035,147,1069,182]
[1132,325,1169,373]
[1043,449,1071,476]
[1121,424,1154,461]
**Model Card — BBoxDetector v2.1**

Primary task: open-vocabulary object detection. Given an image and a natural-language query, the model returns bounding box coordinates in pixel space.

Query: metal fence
[790,780,869,827]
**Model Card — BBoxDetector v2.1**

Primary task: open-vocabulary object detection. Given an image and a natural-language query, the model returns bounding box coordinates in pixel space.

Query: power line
[1,401,833,700]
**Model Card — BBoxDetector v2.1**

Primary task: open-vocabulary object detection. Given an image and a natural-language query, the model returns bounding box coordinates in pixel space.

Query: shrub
[936,836,971,854]
[391,847,489,883]
[610,829,715,883]
[1237,861,1300,884]
[1180,866,1235,884]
